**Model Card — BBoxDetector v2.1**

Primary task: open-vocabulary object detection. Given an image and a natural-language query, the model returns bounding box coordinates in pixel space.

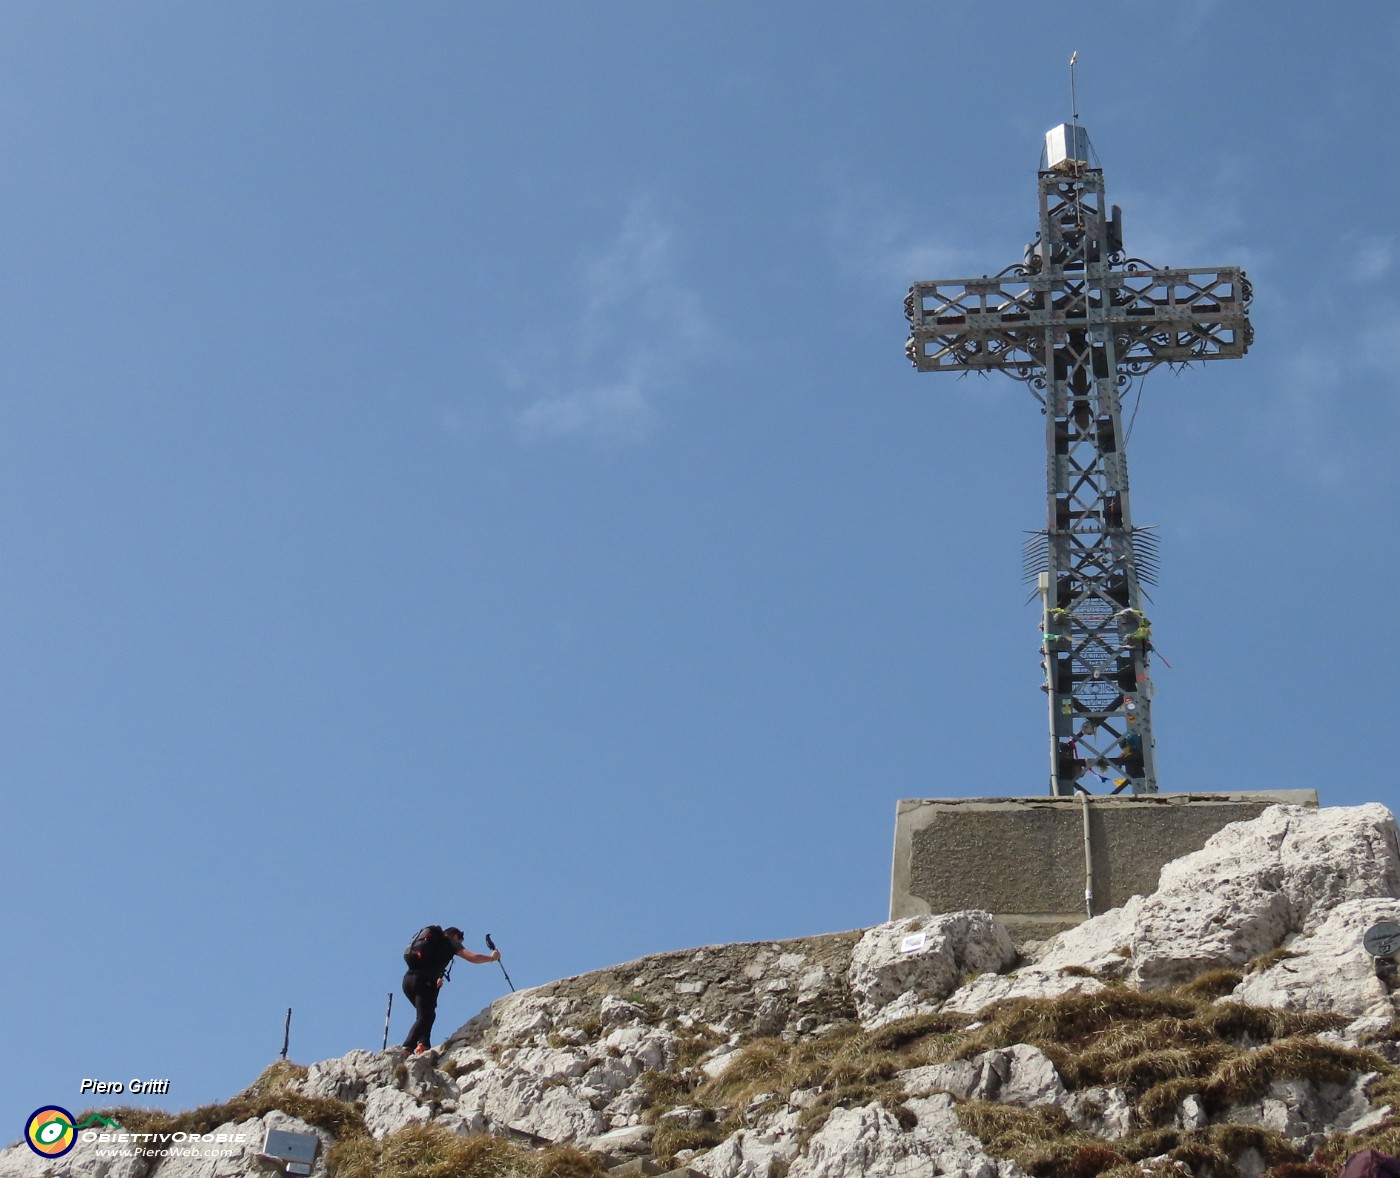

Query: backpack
[404,925,454,975]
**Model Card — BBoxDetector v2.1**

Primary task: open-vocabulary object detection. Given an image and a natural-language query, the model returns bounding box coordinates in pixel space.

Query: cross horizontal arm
[905,264,1252,376]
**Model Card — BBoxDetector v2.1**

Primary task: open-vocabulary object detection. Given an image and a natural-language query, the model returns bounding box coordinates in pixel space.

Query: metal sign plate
[262,1128,319,1164]
[1362,920,1400,957]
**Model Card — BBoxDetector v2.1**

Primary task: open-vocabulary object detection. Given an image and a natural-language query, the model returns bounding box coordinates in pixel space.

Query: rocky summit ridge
[8,803,1400,1178]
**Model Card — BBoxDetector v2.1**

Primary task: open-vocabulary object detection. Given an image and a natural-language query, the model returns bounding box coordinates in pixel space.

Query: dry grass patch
[945,988,1201,1063]
[955,1100,1120,1178]
[103,1060,367,1141]
[328,1124,608,1178]
[1133,1037,1389,1128]
[1367,1070,1400,1108]
[961,1117,1304,1178]
[1136,1076,1211,1126]
[640,1015,952,1153]
[1245,949,1303,975]
[1103,1044,1237,1092]
[699,1027,905,1114]
[673,1023,726,1069]
[1200,1003,1346,1044]
[1205,1123,1304,1169]
[864,1011,975,1053]
[1313,1118,1400,1173]
[650,1119,729,1167]
[1174,970,1244,1000]
[1210,1038,1386,1107]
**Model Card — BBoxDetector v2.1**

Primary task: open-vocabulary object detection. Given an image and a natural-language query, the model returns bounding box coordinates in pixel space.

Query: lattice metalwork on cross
[904,124,1252,796]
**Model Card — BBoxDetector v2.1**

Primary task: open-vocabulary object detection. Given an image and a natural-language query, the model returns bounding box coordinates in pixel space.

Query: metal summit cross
[904,123,1252,796]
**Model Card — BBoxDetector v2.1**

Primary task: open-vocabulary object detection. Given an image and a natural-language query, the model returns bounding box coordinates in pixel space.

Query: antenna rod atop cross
[1069,50,1080,126]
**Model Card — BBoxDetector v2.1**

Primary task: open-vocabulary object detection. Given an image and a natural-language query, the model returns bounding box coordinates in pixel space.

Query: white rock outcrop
[1231,897,1399,1022]
[849,911,1017,1022]
[293,1047,399,1102]
[1014,803,1400,996]
[1129,803,1400,988]
[900,1044,1066,1107]
[789,1095,1024,1178]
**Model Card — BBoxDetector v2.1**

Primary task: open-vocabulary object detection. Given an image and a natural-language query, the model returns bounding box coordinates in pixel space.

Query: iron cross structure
[904,123,1252,796]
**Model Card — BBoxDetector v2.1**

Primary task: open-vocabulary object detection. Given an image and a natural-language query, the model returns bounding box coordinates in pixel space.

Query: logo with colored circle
[26,1106,78,1157]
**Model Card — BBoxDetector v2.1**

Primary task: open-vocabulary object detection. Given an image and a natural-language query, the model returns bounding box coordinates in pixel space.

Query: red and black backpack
[403,925,455,976]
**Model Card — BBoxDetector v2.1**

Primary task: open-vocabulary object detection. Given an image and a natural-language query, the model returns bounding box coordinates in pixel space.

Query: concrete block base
[890,791,1319,943]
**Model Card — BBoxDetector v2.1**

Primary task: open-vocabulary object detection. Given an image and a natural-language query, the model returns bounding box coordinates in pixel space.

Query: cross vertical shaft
[904,125,1252,796]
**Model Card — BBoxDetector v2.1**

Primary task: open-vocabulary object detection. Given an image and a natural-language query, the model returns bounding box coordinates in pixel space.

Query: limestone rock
[487,993,558,1046]
[941,967,1105,1015]
[14,803,1396,1178]
[1130,804,1400,988]
[401,1052,456,1102]
[1230,897,1398,1021]
[690,1115,799,1178]
[701,1047,742,1081]
[362,1086,432,1138]
[152,1110,334,1178]
[1020,803,1400,991]
[589,1123,654,1156]
[1030,898,1143,975]
[899,1045,1065,1107]
[1064,1086,1134,1139]
[603,1024,677,1073]
[602,995,649,1026]
[863,990,943,1029]
[293,1047,400,1101]
[786,1095,1020,1178]
[460,1062,607,1142]
[849,912,1017,1022]
[508,1044,592,1081]
[0,1136,154,1178]
[581,1053,643,1096]
[435,1106,488,1136]
[1225,1073,1381,1137]
[605,1079,651,1122]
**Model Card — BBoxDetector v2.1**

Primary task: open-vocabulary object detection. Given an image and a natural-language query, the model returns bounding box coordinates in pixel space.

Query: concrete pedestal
[890,791,1319,942]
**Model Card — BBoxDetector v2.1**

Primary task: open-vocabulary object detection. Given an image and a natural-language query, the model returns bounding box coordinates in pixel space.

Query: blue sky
[3,1,1398,1132]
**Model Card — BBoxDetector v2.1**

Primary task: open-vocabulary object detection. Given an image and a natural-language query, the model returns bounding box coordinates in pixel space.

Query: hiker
[401,925,500,1055]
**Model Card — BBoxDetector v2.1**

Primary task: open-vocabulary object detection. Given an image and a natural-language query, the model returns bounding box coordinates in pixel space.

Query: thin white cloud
[512,197,712,444]
[1355,305,1400,373]
[1110,161,1260,273]
[1258,301,1400,487]
[1349,236,1396,283]
[516,366,658,445]
[826,184,985,287]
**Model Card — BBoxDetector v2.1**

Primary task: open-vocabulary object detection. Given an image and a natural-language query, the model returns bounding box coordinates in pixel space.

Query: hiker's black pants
[402,970,440,1050]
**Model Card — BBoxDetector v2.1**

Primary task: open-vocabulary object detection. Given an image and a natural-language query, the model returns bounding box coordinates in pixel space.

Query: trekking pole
[281,1008,292,1060]
[382,992,393,1051]
[484,933,516,992]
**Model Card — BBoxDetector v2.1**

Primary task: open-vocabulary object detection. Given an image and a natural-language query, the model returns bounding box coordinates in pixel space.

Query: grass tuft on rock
[102,1060,367,1142]
[955,1100,1114,1178]
[650,1118,730,1167]
[1245,949,1303,975]
[1173,969,1244,999]
[1211,1038,1387,1107]
[328,1124,610,1178]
